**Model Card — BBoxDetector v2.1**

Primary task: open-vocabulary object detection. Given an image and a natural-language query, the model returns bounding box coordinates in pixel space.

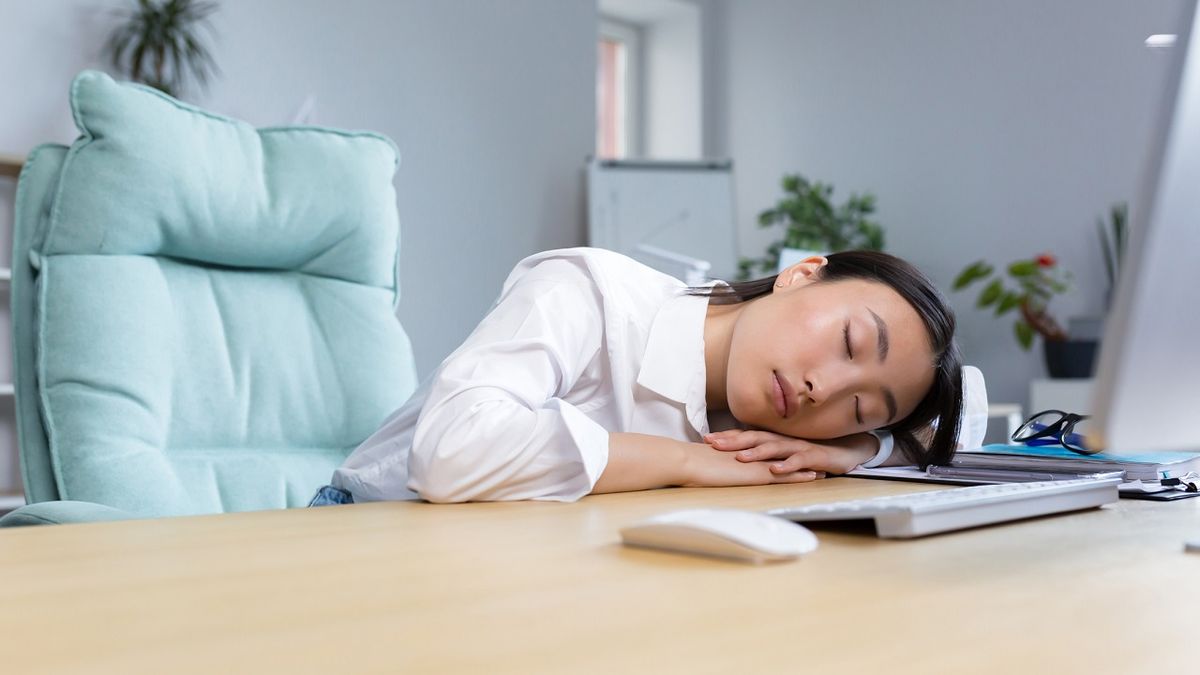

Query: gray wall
[644,1,702,157]
[0,0,596,379]
[714,0,1187,409]
[0,0,595,494]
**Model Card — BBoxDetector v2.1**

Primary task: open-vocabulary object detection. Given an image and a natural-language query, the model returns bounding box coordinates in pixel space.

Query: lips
[772,370,793,419]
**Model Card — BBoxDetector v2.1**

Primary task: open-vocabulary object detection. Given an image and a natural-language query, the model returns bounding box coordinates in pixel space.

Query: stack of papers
[953,444,1200,481]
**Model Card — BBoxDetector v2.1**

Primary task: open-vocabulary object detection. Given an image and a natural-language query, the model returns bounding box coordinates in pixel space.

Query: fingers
[704,430,787,452]
[704,431,856,479]
[685,444,833,488]
[703,431,755,451]
[769,451,830,475]
[732,441,797,462]
[770,470,827,484]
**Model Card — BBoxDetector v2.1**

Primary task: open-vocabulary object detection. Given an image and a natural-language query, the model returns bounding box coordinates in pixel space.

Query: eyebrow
[867,308,889,363]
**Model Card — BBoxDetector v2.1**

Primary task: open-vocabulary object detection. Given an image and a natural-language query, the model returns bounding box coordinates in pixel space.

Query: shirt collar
[637,291,711,435]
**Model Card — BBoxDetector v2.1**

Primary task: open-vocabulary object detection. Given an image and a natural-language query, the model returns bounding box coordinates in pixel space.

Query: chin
[726,384,769,430]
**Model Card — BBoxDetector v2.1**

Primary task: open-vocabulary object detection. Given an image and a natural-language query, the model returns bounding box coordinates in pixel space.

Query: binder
[952,443,1200,481]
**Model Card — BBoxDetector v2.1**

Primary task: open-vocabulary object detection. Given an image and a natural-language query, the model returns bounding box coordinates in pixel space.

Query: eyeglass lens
[1013,410,1067,442]
[1061,416,1097,453]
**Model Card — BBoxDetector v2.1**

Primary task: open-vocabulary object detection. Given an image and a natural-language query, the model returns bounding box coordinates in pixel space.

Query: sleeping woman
[311,247,964,505]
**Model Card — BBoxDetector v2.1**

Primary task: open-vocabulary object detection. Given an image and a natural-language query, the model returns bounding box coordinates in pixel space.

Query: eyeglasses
[1011,409,1098,455]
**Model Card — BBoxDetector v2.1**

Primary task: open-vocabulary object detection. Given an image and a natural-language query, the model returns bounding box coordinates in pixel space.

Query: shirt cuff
[546,399,612,500]
[858,430,894,468]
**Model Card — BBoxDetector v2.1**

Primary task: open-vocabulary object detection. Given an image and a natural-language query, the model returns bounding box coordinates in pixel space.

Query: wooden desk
[1,479,1196,674]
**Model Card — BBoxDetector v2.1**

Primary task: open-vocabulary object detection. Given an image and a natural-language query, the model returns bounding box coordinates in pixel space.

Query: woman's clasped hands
[696,429,880,486]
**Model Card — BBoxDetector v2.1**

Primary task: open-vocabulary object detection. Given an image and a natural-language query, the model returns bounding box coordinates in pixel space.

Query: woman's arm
[706,424,942,473]
[591,432,826,494]
[705,429,879,474]
[406,264,610,503]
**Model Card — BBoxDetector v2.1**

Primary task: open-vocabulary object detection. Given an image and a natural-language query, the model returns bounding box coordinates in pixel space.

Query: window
[597,19,640,159]
[597,0,703,159]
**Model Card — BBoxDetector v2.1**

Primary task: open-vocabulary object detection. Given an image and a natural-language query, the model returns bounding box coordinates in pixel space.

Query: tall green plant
[1097,202,1128,304]
[104,0,220,98]
[739,174,884,279]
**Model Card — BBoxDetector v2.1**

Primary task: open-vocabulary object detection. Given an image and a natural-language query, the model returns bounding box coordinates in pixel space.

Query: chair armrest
[0,500,142,527]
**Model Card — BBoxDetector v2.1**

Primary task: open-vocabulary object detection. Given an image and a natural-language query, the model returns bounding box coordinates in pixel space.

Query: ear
[774,256,829,291]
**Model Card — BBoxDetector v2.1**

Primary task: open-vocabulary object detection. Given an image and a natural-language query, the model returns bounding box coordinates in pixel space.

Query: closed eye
[846,323,862,425]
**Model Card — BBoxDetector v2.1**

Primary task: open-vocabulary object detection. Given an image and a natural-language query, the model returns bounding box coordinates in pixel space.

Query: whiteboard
[586,159,738,282]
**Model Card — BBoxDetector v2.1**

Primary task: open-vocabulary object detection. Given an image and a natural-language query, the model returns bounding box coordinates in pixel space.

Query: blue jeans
[308,485,355,507]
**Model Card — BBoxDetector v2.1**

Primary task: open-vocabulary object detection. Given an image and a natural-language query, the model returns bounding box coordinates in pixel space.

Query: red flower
[1035,253,1056,267]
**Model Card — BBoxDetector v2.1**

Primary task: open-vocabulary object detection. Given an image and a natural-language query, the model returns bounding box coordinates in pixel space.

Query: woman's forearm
[592,432,827,494]
[591,432,690,494]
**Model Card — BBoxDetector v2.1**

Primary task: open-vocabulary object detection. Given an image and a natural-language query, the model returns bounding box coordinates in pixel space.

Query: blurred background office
[0,0,1187,499]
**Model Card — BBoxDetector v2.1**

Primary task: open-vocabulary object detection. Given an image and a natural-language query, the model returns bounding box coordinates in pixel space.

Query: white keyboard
[766,478,1121,539]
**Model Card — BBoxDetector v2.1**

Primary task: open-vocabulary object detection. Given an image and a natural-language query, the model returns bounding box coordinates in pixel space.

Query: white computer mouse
[620,508,818,563]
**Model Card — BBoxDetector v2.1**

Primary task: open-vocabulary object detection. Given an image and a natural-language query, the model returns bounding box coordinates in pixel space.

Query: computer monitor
[1088,0,1200,454]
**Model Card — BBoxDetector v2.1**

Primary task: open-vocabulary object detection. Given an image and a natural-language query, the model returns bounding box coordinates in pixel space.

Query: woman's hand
[704,429,879,476]
[680,442,826,487]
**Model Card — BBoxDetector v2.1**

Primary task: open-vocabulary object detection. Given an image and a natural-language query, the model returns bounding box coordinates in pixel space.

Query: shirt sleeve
[406,260,610,503]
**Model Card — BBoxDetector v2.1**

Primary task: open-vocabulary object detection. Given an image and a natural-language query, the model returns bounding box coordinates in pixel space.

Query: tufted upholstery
[0,71,417,525]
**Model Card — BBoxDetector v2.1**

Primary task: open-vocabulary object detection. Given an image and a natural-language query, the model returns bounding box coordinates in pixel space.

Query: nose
[805,363,857,406]
[803,376,828,406]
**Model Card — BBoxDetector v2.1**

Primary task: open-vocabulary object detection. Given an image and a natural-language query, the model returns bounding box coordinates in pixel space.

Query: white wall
[0,0,595,493]
[714,0,1188,409]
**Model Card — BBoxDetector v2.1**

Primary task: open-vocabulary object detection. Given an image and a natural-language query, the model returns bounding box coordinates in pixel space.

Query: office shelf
[0,152,23,179]
[2,155,19,500]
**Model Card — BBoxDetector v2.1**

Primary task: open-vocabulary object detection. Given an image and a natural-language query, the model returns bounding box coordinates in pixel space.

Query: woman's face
[725,260,936,439]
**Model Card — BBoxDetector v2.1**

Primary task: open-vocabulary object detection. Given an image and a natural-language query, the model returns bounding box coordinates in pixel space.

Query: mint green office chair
[0,71,418,527]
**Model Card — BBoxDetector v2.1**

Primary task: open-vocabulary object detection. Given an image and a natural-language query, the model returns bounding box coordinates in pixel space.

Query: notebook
[951,443,1200,481]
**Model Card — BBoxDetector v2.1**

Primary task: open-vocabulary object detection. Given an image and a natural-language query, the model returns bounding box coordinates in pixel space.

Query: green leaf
[1014,320,1035,350]
[952,261,993,290]
[994,291,1021,316]
[736,258,754,281]
[1008,260,1037,277]
[977,279,1003,308]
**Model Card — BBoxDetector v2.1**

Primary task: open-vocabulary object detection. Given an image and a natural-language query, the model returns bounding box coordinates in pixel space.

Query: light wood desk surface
[1,478,1197,674]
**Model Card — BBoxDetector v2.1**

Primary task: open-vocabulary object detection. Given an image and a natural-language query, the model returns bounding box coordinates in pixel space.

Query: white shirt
[332,248,728,503]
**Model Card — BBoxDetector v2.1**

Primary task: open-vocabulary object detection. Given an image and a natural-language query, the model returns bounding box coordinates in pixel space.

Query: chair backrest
[11,71,418,515]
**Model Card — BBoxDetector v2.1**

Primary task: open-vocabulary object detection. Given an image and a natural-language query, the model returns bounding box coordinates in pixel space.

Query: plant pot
[1042,339,1098,378]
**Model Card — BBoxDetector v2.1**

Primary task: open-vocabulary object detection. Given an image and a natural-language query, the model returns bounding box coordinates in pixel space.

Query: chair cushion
[0,500,141,527]
[31,71,417,515]
[42,71,400,288]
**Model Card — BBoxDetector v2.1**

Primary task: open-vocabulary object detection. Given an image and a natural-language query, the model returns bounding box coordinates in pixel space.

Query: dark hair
[689,250,963,468]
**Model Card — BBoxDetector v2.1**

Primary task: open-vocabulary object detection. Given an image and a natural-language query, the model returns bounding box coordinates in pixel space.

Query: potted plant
[954,253,1098,377]
[103,0,220,99]
[738,173,885,280]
